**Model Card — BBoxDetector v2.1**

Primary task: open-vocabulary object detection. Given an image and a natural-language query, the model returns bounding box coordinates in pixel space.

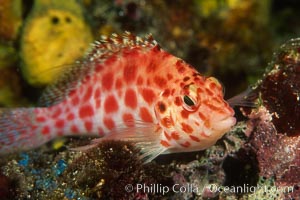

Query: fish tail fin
[0,108,49,154]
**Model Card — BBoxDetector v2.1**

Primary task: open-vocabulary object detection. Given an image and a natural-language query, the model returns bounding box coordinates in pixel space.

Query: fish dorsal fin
[38,32,158,107]
[38,62,88,106]
[88,31,158,62]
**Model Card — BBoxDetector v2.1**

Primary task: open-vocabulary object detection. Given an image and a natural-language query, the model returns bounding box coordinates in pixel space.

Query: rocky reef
[243,38,300,199]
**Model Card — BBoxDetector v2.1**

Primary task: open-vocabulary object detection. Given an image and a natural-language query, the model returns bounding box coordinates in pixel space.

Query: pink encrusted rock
[242,38,300,199]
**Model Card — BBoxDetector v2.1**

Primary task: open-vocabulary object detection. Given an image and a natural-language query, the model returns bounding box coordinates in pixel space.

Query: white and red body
[0,33,236,161]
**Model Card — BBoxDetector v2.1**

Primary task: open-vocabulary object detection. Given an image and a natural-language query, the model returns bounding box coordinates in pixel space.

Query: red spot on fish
[95,64,104,72]
[105,54,117,66]
[147,79,151,85]
[162,89,170,97]
[84,75,91,83]
[205,88,214,96]
[198,112,207,121]
[180,141,191,148]
[55,119,65,128]
[176,60,186,73]
[123,47,140,58]
[154,76,167,88]
[139,107,153,122]
[181,123,193,134]
[102,72,114,91]
[67,113,75,121]
[94,88,101,99]
[124,65,137,83]
[171,131,180,140]
[194,77,201,83]
[83,86,93,102]
[84,121,93,132]
[103,118,115,130]
[206,103,221,112]
[125,89,137,109]
[52,107,62,118]
[115,78,123,89]
[164,131,171,141]
[42,126,50,135]
[183,77,190,82]
[123,113,134,127]
[137,76,143,85]
[178,67,185,73]
[160,140,170,147]
[79,104,94,118]
[161,117,173,128]
[36,116,46,123]
[212,97,223,105]
[146,62,157,73]
[193,72,199,77]
[189,135,201,142]
[181,110,190,119]
[174,97,182,106]
[209,82,217,90]
[142,88,155,105]
[71,125,79,133]
[71,96,80,106]
[167,73,173,80]
[104,95,119,113]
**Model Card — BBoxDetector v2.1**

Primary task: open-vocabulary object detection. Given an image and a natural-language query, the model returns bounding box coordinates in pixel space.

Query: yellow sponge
[20,0,93,86]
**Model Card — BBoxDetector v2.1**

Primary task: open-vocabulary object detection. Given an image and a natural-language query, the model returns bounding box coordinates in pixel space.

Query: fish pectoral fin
[111,123,167,163]
[71,123,167,163]
[136,141,166,163]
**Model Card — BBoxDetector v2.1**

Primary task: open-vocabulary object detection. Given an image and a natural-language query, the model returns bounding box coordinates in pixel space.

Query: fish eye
[183,95,195,106]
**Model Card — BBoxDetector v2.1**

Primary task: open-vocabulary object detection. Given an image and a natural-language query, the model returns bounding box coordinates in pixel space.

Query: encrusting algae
[241,38,300,199]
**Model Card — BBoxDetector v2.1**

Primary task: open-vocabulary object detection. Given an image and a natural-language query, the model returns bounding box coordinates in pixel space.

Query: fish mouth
[212,116,236,131]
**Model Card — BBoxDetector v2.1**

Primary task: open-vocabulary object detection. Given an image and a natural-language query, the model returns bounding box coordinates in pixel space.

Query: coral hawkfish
[0,32,236,162]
